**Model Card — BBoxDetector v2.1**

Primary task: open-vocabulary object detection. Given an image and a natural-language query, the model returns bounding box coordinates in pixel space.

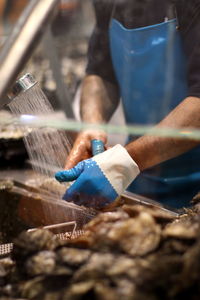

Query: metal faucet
[0,0,60,108]
[7,73,37,101]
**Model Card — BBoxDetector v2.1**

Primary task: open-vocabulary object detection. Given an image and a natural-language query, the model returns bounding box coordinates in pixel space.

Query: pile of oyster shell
[0,110,28,167]
[1,204,200,300]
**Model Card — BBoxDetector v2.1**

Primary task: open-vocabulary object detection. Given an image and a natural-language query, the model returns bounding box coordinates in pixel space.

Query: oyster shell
[56,247,91,267]
[73,209,161,257]
[25,251,56,276]
[12,229,60,260]
[163,216,200,239]
[2,201,200,299]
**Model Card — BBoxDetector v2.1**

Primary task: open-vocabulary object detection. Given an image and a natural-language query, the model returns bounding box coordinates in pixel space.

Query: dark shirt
[86,0,200,98]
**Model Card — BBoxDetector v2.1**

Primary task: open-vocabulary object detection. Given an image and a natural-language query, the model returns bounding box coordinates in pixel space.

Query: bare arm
[65,75,120,169]
[126,97,200,171]
[80,75,120,123]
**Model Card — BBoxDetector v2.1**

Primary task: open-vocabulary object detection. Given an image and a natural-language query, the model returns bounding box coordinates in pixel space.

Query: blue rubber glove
[55,145,140,209]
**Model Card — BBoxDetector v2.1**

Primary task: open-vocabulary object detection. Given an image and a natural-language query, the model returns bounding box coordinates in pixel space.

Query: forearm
[80,75,120,123]
[126,97,200,171]
[65,75,119,169]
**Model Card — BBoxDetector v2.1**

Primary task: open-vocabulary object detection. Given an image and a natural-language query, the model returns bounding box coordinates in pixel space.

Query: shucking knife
[91,139,105,156]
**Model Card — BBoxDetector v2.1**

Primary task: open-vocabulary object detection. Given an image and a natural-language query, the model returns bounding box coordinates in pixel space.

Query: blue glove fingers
[55,161,85,182]
[62,179,83,203]
[62,160,118,208]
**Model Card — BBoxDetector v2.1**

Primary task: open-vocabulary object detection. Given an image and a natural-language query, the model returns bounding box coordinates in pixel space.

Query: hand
[65,130,107,170]
[55,145,140,209]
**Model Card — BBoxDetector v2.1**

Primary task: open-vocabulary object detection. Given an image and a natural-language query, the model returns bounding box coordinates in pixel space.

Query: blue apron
[109,18,200,208]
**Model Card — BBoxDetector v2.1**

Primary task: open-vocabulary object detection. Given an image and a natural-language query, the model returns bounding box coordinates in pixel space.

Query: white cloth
[93,144,140,195]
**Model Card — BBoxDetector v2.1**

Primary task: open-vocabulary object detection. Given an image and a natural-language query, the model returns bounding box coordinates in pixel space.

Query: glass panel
[1,0,200,241]
[1,3,200,296]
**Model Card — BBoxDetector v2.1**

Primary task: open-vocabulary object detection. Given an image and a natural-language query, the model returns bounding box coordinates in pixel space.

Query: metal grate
[57,230,84,241]
[0,243,13,256]
[0,231,84,257]
[0,222,84,257]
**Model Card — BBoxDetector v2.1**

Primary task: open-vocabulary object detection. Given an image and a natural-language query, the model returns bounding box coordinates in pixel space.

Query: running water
[8,82,94,230]
[8,83,72,196]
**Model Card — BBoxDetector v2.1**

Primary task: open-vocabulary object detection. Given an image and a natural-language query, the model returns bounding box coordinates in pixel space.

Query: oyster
[63,280,118,300]
[1,201,200,299]
[56,247,91,267]
[0,111,27,167]
[122,204,176,224]
[73,208,161,257]
[106,212,161,256]
[25,251,56,276]
[12,229,59,260]
[163,216,200,239]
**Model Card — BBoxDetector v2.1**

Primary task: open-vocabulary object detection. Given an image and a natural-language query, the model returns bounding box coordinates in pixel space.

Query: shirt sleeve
[176,0,200,97]
[85,0,118,86]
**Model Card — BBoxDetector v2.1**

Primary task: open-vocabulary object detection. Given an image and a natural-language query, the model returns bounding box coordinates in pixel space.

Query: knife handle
[91,139,105,156]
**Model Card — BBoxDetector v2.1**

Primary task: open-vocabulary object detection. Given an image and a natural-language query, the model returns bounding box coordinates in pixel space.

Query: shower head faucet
[8,73,37,100]
[0,73,37,109]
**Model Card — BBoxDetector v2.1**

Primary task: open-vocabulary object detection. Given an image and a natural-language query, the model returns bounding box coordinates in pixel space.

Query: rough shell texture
[163,216,200,239]
[72,209,161,257]
[56,247,91,267]
[12,229,60,260]
[25,251,56,276]
[1,204,200,299]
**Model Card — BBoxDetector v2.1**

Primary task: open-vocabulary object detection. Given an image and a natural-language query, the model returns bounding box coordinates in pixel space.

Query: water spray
[7,73,72,180]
